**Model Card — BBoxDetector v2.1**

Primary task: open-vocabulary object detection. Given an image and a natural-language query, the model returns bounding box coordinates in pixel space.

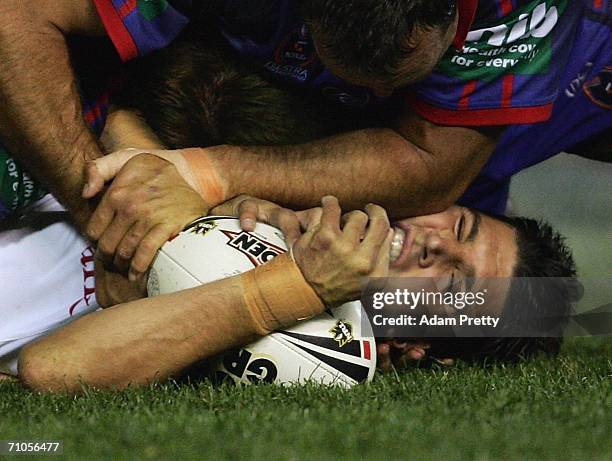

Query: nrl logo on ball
[188,220,217,237]
[330,320,354,347]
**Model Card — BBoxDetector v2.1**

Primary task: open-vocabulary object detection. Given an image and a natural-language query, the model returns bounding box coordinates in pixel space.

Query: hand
[85,153,208,280]
[83,148,201,198]
[94,252,147,308]
[83,147,228,209]
[211,195,305,246]
[292,196,393,307]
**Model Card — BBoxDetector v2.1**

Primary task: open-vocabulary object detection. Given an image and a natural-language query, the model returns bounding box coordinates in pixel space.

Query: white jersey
[0,196,99,376]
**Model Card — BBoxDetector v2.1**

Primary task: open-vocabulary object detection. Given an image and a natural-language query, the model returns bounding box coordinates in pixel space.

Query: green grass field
[1,338,610,461]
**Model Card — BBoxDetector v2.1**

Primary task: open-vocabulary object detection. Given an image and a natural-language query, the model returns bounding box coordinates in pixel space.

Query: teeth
[389,227,405,262]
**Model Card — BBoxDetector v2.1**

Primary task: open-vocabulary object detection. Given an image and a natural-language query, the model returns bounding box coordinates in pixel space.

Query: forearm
[100,109,166,152]
[20,277,257,392]
[19,254,324,392]
[209,126,493,218]
[0,2,104,227]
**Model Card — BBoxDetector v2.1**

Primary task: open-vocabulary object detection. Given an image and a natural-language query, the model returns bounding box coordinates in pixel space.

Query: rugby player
[0,1,609,284]
[0,43,575,392]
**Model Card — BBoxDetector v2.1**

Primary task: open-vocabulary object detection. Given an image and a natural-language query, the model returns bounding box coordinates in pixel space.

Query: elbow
[18,344,82,394]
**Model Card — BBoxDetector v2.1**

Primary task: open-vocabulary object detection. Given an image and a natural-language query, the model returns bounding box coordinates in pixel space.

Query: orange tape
[180,148,226,207]
[243,253,325,335]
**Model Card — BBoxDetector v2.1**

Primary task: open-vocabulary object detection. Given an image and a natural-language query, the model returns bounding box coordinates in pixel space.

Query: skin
[1,0,503,276]
[16,196,518,392]
[0,0,107,229]
[378,206,518,368]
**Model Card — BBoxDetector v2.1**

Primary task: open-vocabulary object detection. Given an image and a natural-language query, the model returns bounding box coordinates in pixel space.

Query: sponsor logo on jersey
[583,66,612,110]
[264,23,322,82]
[221,230,285,266]
[438,0,567,81]
[329,320,354,347]
[68,246,96,316]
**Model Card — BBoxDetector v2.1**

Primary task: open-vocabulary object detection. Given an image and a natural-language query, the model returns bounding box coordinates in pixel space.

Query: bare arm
[18,198,391,393]
[19,271,262,392]
[210,111,503,218]
[0,0,106,228]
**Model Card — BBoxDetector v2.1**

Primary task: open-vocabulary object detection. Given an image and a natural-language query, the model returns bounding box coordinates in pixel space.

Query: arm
[88,110,503,221]
[18,198,391,393]
[0,0,106,228]
[100,108,166,152]
[208,111,504,218]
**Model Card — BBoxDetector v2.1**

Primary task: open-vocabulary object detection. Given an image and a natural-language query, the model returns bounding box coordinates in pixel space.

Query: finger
[129,224,174,281]
[319,196,341,233]
[297,208,322,231]
[83,149,143,198]
[361,203,391,253]
[113,220,151,272]
[272,208,301,246]
[82,162,106,199]
[96,211,138,263]
[238,200,259,231]
[341,210,369,243]
[86,192,118,242]
[370,228,394,278]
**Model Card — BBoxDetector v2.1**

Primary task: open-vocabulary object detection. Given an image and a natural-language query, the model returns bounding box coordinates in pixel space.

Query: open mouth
[389,227,405,263]
[389,222,415,267]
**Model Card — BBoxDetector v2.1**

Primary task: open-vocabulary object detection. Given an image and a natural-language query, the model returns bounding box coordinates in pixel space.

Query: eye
[456,214,465,241]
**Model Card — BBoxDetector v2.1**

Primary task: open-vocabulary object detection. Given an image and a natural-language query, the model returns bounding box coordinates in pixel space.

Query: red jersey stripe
[405,92,553,126]
[118,0,138,19]
[454,0,479,49]
[499,0,514,16]
[93,0,139,61]
[458,80,478,110]
[501,74,515,108]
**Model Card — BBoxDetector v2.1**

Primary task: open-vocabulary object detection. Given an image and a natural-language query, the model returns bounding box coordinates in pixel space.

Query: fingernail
[128,270,138,282]
[82,183,89,196]
[243,218,255,229]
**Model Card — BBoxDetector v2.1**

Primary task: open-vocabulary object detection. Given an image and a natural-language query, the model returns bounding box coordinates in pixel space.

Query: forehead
[471,213,518,279]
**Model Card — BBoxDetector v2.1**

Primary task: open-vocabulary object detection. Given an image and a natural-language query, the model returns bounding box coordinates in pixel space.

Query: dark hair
[118,35,368,148]
[301,0,456,80]
[428,216,577,364]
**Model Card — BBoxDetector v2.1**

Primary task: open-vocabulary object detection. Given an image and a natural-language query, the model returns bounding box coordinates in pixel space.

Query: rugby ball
[147,216,376,387]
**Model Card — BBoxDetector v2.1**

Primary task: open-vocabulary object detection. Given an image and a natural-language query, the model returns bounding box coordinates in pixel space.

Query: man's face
[313,13,458,97]
[376,206,519,369]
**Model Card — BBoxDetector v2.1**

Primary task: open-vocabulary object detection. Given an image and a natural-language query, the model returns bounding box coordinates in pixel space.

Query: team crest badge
[583,66,612,110]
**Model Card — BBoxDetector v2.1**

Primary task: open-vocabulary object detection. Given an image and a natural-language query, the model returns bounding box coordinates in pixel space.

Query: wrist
[242,252,325,335]
[180,147,233,207]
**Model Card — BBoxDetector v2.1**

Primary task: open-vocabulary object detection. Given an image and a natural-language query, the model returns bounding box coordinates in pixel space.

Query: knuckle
[350,254,375,274]
[97,241,115,258]
[108,188,125,206]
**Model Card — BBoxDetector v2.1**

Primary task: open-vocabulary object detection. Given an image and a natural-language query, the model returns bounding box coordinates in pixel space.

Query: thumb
[82,149,144,198]
[371,228,394,278]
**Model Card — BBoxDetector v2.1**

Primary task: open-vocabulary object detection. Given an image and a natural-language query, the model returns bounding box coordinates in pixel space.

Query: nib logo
[466,2,561,47]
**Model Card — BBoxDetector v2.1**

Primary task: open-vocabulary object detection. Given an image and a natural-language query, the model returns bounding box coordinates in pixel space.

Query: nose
[419,232,459,267]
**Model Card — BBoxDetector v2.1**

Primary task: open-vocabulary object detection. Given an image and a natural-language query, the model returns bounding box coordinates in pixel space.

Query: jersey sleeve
[404,0,578,126]
[92,0,191,62]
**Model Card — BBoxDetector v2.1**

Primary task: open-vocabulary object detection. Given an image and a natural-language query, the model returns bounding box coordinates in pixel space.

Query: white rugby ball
[147,216,376,387]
